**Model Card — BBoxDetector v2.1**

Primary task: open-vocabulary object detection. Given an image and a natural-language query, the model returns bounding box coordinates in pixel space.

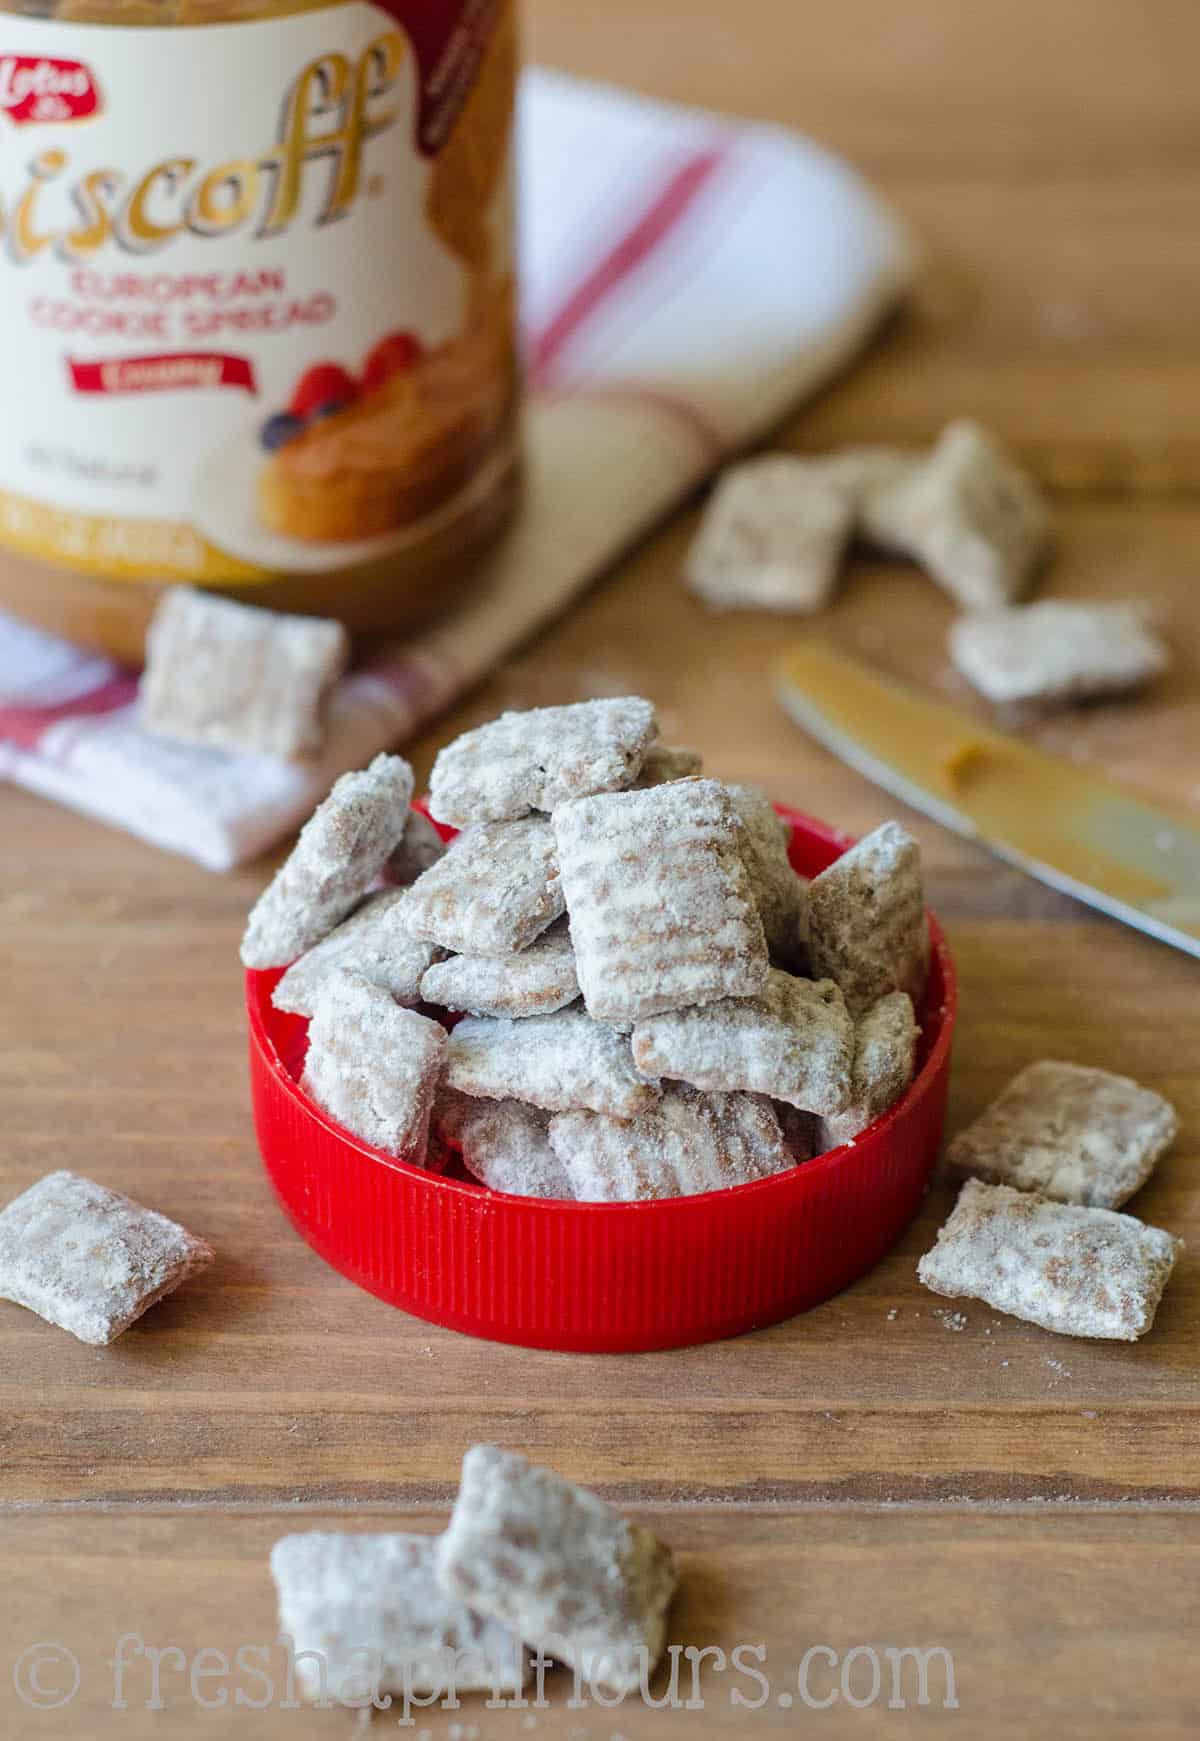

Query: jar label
[0,0,516,583]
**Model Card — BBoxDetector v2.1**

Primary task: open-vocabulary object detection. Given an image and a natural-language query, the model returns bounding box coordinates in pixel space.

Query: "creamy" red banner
[67,353,257,395]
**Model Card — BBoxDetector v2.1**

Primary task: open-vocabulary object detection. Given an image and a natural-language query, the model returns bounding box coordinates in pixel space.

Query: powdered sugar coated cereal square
[302,970,446,1157]
[554,779,769,1027]
[805,821,929,1016]
[549,1085,793,1202]
[240,753,415,968]
[727,782,808,970]
[270,1530,526,1702]
[420,918,579,1019]
[867,419,1053,609]
[140,587,348,762]
[632,970,853,1115]
[918,1178,1181,1340]
[428,697,658,825]
[433,1089,573,1199]
[684,455,855,614]
[0,1170,213,1346]
[811,445,921,543]
[272,889,439,1018]
[435,1444,677,1696]
[819,990,918,1148]
[945,1060,1177,1209]
[386,809,448,885]
[402,818,564,958]
[445,1008,654,1118]
[634,743,704,787]
[948,600,1169,708]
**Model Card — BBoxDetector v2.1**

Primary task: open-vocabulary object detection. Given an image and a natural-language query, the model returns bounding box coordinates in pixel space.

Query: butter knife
[776,640,1200,959]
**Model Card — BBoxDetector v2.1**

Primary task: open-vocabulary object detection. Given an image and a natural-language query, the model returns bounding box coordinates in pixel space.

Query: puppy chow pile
[242,697,933,1203]
[271,1446,678,1705]
[684,418,1170,710]
[685,419,1053,619]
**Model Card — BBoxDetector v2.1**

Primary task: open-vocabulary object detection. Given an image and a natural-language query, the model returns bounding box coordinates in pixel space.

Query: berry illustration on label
[260,337,425,453]
[288,363,359,422]
[259,411,306,453]
[363,331,424,392]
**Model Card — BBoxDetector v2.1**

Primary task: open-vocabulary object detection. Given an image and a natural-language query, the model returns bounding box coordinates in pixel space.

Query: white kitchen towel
[0,67,914,869]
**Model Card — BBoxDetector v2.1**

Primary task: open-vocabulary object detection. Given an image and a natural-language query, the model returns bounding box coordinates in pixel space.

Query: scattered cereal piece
[0,1171,213,1346]
[819,991,918,1148]
[550,1086,794,1201]
[272,889,439,1018]
[805,821,929,1016]
[684,455,856,614]
[140,587,348,761]
[434,1090,574,1199]
[387,810,448,884]
[302,970,446,1157]
[948,600,1170,708]
[554,779,769,1026]
[445,1009,654,1118]
[435,1445,677,1696]
[270,1531,526,1702]
[240,754,415,968]
[726,783,807,969]
[403,819,565,958]
[634,743,704,787]
[632,970,853,1115]
[866,419,1054,609]
[429,698,658,826]
[812,445,921,543]
[917,1178,1181,1340]
[945,1060,1177,1208]
[421,919,580,1019]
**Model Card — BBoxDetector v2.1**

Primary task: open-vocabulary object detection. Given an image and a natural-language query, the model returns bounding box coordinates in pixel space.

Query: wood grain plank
[527,0,1200,181]
[3,1506,1198,1739]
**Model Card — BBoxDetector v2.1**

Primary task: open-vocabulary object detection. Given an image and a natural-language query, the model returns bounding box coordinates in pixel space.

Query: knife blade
[776,640,1200,959]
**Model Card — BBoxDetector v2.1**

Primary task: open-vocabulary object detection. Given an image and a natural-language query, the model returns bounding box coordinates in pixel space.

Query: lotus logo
[0,55,100,125]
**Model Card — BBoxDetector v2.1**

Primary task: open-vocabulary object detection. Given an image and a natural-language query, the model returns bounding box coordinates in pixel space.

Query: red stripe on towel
[529,145,729,386]
[0,671,139,751]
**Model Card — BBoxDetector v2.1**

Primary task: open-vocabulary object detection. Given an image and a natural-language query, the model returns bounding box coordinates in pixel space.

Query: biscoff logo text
[0,34,403,262]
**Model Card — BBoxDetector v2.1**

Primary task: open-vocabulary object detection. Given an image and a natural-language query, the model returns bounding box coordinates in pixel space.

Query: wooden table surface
[4,2,1199,1735]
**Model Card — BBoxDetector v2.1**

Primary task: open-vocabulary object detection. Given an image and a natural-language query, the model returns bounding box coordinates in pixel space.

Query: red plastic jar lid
[247,805,956,1352]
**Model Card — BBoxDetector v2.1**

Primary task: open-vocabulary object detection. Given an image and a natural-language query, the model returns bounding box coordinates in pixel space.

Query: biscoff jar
[0,0,519,660]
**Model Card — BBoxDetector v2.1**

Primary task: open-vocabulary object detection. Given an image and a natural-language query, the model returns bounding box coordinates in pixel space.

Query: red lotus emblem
[0,55,100,125]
